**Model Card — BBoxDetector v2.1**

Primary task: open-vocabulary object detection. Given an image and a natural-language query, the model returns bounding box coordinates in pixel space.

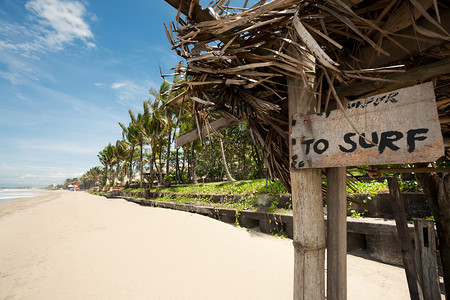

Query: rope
[293,240,327,299]
[293,241,326,253]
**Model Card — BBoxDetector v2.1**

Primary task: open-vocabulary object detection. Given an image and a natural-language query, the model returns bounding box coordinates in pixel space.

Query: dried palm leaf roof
[163,0,450,191]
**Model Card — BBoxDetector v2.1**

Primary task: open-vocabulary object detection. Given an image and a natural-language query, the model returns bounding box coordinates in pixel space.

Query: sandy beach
[0,191,410,299]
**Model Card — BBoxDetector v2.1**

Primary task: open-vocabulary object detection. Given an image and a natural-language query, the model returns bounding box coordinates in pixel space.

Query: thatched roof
[164,0,450,191]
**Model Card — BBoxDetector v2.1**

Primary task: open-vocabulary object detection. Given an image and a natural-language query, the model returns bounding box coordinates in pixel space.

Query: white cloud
[110,80,154,110]
[111,82,126,89]
[25,0,95,51]
[0,0,96,84]
[1,0,95,55]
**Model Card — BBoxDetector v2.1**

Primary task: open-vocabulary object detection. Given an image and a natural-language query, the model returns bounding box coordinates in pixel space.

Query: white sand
[0,191,410,299]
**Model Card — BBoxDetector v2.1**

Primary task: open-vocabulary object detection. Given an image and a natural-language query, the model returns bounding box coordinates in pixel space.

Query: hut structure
[162,0,449,299]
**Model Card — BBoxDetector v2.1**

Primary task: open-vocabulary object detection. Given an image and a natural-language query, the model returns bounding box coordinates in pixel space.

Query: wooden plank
[415,172,450,299]
[164,0,215,23]
[387,177,423,300]
[175,116,237,147]
[288,63,326,299]
[326,167,347,300]
[414,219,441,300]
[291,82,444,169]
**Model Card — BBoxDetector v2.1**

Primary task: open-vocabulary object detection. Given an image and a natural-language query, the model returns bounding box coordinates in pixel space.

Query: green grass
[349,180,389,194]
[348,178,420,194]
[148,179,287,195]
[123,176,419,197]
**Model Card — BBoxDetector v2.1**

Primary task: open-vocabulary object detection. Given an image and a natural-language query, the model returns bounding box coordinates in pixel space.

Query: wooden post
[326,167,347,300]
[414,219,441,300]
[416,172,450,299]
[387,177,423,300]
[288,63,326,298]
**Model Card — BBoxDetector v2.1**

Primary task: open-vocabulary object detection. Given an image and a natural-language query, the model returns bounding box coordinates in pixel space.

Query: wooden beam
[163,0,215,23]
[376,167,449,174]
[326,167,347,300]
[414,219,442,300]
[163,0,241,45]
[350,7,450,69]
[415,172,450,298]
[337,56,450,98]
[387,177,423,300]
[175,116,238,147]
[288,56,326,299]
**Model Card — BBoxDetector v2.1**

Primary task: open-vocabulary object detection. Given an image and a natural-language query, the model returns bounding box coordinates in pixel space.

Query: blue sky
[0,0,186,187]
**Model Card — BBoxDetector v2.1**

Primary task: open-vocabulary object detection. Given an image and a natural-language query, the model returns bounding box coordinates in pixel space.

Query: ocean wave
[0,190,41,202]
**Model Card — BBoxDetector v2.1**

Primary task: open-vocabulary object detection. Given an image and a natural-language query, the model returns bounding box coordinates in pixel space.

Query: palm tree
[98,143,114,185]
[112,140,127,185]
[135,113,147,186]
[150,79,176,180]
[140,100,164,183]
[217,133,236,181]
[87,166,103,188]
[80,166,103,189]
[119,119,139,186]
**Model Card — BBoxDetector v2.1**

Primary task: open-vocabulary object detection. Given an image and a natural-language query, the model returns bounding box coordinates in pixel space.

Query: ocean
[0,188,43,203]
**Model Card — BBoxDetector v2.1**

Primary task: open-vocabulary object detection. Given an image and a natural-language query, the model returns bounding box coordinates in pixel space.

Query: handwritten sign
[291,82,444,169]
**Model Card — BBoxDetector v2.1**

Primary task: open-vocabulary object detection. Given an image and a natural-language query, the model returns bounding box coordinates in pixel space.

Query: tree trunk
[166,126,172,179]
[151,149,156,179]
[218,135,235,181]
[415,171,450,298]
[190,141,198,184]
[158,146,163,184]
[109,164,113,182]
[181,145,187,183]
[243,144,247,179]
[139,143,143,187]
[252,144,264,178]
[176,147,180,184]
[104,166,108,186]
[129,145,134,185]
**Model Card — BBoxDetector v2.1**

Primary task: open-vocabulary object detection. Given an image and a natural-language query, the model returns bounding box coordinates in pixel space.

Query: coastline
[0,190,53,218]
[0,188,47,203]
[0,191,410,299]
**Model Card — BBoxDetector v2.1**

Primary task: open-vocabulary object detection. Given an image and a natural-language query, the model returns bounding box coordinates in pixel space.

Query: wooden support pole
[288,63,326,298]
[414,219,441,300]
[326,167,347,300]
[387,177,423,300]
[415,172,450,299]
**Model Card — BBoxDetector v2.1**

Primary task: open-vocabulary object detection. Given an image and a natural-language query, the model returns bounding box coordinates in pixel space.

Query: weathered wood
[387,177,423,300]
[415,172,450,299]
[175,116,238,147]
[291,83,444,169]
[326,167,347,300]
[337,57,450,98]
[289,58,326,299]
[164,0,215,23]
[375,167,449,174]
[414,219,441,300]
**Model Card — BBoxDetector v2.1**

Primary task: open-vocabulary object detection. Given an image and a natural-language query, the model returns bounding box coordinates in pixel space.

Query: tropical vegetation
[70,73,265,190]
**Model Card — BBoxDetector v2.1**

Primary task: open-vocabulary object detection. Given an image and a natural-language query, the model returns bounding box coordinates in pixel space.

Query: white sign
[291,82,444,169]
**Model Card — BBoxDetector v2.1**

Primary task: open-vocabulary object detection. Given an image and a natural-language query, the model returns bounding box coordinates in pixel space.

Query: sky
[0,0,190,187]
